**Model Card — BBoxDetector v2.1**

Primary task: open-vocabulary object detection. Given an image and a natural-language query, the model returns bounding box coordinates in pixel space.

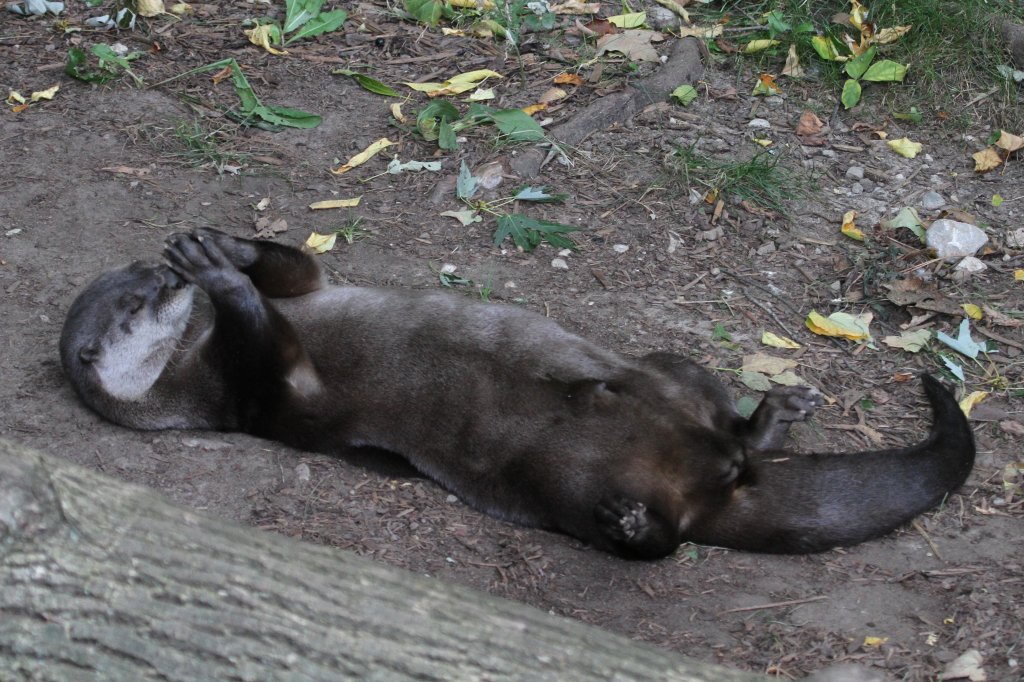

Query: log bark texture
[0,439,765,681]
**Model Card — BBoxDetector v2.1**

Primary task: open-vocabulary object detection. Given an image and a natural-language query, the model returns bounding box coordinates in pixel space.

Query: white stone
[748,118,771,129]
[612,244,629,254]
[1006,227,1024,249]
[845,166,865,180]
[926,219,988,260]
[920,191,945,211]
[954,257,987,273]
[551,258,569,270]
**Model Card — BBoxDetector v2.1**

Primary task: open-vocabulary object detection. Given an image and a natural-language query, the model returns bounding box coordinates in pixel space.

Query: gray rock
[920,191,945,211]
[845,165,865,180]
[954,256,987,273]
[926,219,988,260]
[645,6,680,30]
[551,258,569,270]
[748,118,771,129]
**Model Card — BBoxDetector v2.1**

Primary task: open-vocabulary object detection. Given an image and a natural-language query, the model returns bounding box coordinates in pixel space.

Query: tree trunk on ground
[0,439,764,681]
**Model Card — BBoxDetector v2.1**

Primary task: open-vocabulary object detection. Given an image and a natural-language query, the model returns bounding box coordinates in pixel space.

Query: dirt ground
[1,3,1022,680]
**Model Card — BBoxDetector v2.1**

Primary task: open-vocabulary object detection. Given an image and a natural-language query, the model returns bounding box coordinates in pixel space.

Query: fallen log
[0,439,764,681]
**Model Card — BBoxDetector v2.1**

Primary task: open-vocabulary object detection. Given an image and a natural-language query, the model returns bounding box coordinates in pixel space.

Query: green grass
[172,120,256,172]
[696,0,1024,130]
[667,145,805,215]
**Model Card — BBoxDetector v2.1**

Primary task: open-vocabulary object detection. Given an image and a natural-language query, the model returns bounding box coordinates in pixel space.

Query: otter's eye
[121,294,145,315]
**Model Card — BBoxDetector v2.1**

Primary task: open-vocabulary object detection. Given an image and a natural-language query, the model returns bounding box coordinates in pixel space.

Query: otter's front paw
[163,232,250,298]
[192,228,260,269]
[744,385,824,450]
[594,495,680,559]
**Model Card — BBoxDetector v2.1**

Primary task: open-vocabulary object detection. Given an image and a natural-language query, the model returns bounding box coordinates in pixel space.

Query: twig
[724,595,828,613]
[912,520,944,561]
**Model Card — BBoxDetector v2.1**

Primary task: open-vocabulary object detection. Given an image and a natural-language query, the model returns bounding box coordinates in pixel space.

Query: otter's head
[60,262,194,423]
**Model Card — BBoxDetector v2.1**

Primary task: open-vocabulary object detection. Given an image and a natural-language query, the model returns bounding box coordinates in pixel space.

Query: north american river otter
[60,229,975,558]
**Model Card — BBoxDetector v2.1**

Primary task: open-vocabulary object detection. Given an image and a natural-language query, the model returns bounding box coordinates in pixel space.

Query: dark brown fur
[60,229,975,558]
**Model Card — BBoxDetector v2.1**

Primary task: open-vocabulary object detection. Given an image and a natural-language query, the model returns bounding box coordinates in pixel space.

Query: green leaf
[284,0,325,33]
[840,78,862,109]
[438,119,457,150]
[457,161,479,201]
[844,46,876,80]
[65,47,115,84]
[670,84,698,105]
[415,100,459,141]
[736,395,759,419]
[284,9,347,45]
[810,35,843,61]
[862,59,908,82]
[893,106,922,123]
[712,324,732,342]
[489,109,544,143]
[256,104,322,128]
[765,10,790,35]
[405,0,444,26]
[332,69,399,97]
[494,214,579,252]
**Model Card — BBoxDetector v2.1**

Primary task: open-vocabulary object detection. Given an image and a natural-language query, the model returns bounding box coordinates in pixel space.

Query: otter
[60,229,975,558]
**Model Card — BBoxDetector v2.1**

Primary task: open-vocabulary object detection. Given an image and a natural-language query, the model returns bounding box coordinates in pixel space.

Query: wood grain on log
[0,440,764,681]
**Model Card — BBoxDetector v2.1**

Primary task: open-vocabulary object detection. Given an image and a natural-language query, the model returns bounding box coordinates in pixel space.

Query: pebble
[612,244,629,254]
[920,191,945,211]
[748,118,771,129]
[1007,227,1024,248]
[645,6,680,30]
[294,463,311,483]
[955,256,987,273]
[845,166,865,180]
[821,149,837,158]
[558,248,573,257]
[551,258,569,270]
[926,219,988,260]
[850,182,864,195]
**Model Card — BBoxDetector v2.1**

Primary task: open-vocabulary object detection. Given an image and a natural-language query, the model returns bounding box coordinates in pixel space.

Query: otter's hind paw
[594,495,679,559]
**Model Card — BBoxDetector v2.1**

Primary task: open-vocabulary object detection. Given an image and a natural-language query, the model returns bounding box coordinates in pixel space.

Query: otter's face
[60,262,194,403]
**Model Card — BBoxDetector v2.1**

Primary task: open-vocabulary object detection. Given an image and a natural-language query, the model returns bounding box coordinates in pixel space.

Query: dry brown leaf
[553,72,584,86]
[973,147,1003,172]
[538,87,568,104]
[781,43,804,78]
[995,129,1024,152]
[595,30,664,62]
[795,110,825,145]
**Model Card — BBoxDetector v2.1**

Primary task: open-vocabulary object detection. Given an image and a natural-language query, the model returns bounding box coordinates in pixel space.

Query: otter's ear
[79,344,100,364]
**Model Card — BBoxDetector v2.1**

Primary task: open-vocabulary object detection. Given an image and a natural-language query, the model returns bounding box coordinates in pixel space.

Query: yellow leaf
[678,24,724,39]
[806,310,872,341]
[962,304,983,320]
[863,636,888,648]
[29,84,59,102]
[136,0,165,16]
[6,90,26,105]
[539,87,568,103]
[405,69,502,97]
[781,43,804,78]
[742,353,798,376]
[959,391,988,417]
[169,3,192,15]
[752,138,773,147]
[873,25,912,44]
[521,103,547,115]
[973,147,1003,172]
[330,138,394,175]
[841,210,863,241]
[390,103,406,123]
[607,12,646,28]
[245,25,288,55]
[752,73,781,96]
[309,198,361,209]
[743,39,781,54]
[887,137,922,158]
[554,73,584,86]
[1015,269,1024,281]
[441,27,466,36]
[761,331,801,349]
[550,2,601,14]
[449,0,495,8]
[995,129,1024,152]
[305,232,337,254]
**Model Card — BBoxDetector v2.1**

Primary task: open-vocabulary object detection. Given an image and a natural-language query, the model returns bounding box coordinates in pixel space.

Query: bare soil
[1,3,1022,680]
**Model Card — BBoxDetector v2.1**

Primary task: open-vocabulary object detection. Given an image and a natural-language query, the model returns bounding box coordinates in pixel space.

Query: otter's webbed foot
[743,385,824,450]
[164,232,253,303]
[594,495,680,559]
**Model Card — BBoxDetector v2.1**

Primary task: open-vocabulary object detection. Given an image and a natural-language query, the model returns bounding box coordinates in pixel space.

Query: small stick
[724,595,828,614]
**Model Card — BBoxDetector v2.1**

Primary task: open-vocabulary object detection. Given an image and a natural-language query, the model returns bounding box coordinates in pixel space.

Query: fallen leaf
[1016,269,1024,281]
[781,43,804,77]
[520,102,546,115]
[554,73,584,86]
[739,370,772,392]
[942,356,965,382]
[806,310,872,341]
[245,24,287,55]
[596,30,663,62]
[995,129,1024,152]
[762,331,801,349]
[330,138,394,175]
[863,636,888,648]
[1001,422,1024,438]
[6,90,26,105]
[841,209,864,241]
[980,304,1021,328]
[539,87,568,104]
[887,136,922,158]
[873,25,911,44]
[972,147,1002,172]
[390,103,406,123]
[742,353,798,376]
[795,110,825,144]
[936,319,984,359]
[254,216,288,239]
[29,84,59,102]
[670,84,698,106]
[770,370,806,386]
[405,69,503,97]
[468,88,496,101]
[678,24,724,39]
[607,12,645,28]
[958,391,987,417]
[940,649,986,681]
[743,39,781,54]
[752,73,781,96]
[652,0,689,21]
[882,329,931,352]
[136,0,165,16]
[961,304,983,320]
[440,209,481,226]
[992,194,1003,206]
[304,232,337,254]
[387,158,441,174]
[881,206,925,242]
[309,198,361,209]
[810,35,845,61]
[550,1,600,13]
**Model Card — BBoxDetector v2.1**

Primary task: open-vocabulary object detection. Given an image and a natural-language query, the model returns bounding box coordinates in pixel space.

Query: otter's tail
[685,375,975,554]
